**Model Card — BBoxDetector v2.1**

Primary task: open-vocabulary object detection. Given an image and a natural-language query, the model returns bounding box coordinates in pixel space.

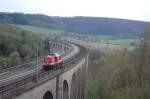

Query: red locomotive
[42,53,62,70]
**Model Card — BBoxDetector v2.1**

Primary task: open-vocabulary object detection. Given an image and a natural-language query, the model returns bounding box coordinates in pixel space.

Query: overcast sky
[0,0,150,22]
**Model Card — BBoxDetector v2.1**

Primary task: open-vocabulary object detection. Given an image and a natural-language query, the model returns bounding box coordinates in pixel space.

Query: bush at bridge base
[107,88,150,99]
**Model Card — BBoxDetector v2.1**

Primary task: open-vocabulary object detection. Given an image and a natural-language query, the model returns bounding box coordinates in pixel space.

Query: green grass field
[14,24,64,36]
[97,36,138,49]
[99,38,137,46]
[74,33,138,49]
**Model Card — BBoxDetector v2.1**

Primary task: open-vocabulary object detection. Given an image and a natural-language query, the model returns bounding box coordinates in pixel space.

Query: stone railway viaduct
[15,56,88,99]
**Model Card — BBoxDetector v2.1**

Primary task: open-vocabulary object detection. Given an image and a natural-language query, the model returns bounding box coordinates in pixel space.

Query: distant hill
[1,12,150,37]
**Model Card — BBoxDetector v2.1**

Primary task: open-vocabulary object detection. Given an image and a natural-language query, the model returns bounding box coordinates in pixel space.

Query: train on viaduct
[0,40,88,99]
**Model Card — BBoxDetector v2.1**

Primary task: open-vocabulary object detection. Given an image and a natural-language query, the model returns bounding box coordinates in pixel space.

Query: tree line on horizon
[1,12,150,38]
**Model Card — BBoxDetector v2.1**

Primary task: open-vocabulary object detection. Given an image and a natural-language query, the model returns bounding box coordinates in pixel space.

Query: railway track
[0,43,87,99]
[0,45,72,75]
[0,44,77,84]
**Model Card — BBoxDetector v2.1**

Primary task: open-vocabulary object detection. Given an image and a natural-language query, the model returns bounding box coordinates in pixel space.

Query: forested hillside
[85,29,150,99]
[0,23,45,69]
[1,12,150,37]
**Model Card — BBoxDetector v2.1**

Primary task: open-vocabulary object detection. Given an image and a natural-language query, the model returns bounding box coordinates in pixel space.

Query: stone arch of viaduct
[14,55,88,99]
